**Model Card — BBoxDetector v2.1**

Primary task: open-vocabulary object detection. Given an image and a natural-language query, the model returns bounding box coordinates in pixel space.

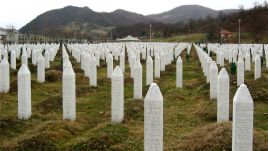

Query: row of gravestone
[67,43,189,99]
[0,42,188,121]
[195,44,254,151]
[67,43,189,85]
[207,43,265,81]
[0,44,59,119]
[1,42,255,150]
[0,44,59,93]
[207,43,267,70]
[67,42,190,151]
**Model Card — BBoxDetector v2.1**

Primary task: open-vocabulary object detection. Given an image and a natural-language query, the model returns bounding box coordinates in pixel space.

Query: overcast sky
[0,0,264,29]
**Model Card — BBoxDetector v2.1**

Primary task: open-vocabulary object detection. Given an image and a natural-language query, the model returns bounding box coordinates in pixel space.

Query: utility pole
[149,24,152,42]
[110,30,113,42]
[238,19,241,46]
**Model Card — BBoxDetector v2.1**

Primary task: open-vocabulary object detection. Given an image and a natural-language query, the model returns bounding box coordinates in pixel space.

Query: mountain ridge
[147,5,238,24]
[19,5,238,36]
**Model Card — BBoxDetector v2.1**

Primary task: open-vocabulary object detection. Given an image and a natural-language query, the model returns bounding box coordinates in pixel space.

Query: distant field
[155,32,268,43]
[154,33,207,42]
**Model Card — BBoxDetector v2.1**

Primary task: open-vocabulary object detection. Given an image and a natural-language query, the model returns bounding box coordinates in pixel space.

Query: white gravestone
[107,53,113,79]
[114,50,119,61]
[32,50,37,65]
[237,58,244,86]
[232,84,253,151]
[176,56,183,88]
[160,53,165,71]
[144,83,163,151]
[146,56,153,85]
[245,52,251,71]
[216,51,220,65]
[21,50,28,66]
[0,58,10,93]
[84,54,90,78]
[120,52,125,73]
[89,56,97,87]
[111,66,124,123]
[206,57,212,83]
[217,68,229,122]
[254,54,261,80]
[204,56,208,77]
[134,60,142,99]
[130,55,136,78]
[45,50,50,69]
[11,50,16,69]
[62,66,76,121]
[154,54,160,78]
[210,61,218,99]
[18,65,31,120]
[95,52,100,67]
[219,51,225,67]
[37,55,45,83]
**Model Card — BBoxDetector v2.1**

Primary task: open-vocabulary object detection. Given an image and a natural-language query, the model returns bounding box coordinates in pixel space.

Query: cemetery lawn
[0,45,268,151]
[154,33,206,42]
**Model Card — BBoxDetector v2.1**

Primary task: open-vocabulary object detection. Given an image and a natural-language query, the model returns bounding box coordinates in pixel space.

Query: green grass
[154,33,206,42]
[0,45,268,150]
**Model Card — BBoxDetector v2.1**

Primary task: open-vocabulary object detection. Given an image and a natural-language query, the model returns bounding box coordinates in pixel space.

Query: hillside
[19,6,151,36]
[19,5,237,37]
[147,5,237,24]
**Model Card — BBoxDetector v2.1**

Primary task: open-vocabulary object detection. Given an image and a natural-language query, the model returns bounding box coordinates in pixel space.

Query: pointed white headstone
[130,54,136,78]
[44,50,50,69]
[134,60,142,99]
[21,50,28,66]
[111,66,124,123]
[210,61,218,99]
[217,68,229,122]
[219,51,225,67]
[245,52,251,71]
[176,56,183,88]
[62,65,76,121]
[18,65,31,120]
[237,58,244,86]
[32,50,37,65]
[37,54,45,83]
[146,56,153,85]
[89,56,97,86]
[114,50,119,61]
[206,57,212,83]
[154,54,160,78]
[95,52,100,67]
[232,84,253,151]
[84,54,90,78]
[160,53,165,71]
[107,53,113,79]
[144,83,163,151]
[0,58,10,93]
[254,54,261,80]
[216,51,220,65]
[120,52,125,73]
[11,50,16,69]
